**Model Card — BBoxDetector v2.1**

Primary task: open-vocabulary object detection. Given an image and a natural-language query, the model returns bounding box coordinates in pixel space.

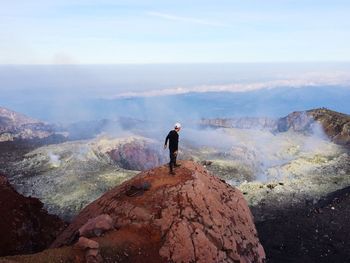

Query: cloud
[146,11,228,27]
[109,71,350,98]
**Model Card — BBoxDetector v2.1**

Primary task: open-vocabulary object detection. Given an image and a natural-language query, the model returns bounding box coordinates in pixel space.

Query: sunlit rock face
[50,161,265,263]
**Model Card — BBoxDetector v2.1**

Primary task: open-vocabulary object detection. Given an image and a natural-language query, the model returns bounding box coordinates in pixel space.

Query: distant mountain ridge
[0,107,64,142]
[0,107,38,127]
[2,105,350,147]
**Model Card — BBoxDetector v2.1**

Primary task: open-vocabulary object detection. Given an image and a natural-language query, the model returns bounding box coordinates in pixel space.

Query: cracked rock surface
[51,161,265,263]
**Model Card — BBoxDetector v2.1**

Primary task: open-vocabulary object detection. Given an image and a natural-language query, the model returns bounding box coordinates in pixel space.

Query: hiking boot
[174,164,181,167]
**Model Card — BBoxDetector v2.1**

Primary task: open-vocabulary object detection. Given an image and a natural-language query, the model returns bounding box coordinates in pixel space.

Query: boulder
[79,214,114,238]
[52,161,265,263]
[74,237,102,263]
[74,237,99,250]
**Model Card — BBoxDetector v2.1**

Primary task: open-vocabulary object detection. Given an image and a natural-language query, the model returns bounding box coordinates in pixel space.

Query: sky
[1,0,350,64]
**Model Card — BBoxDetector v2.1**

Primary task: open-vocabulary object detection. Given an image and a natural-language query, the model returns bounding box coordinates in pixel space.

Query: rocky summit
[3,161,265,263]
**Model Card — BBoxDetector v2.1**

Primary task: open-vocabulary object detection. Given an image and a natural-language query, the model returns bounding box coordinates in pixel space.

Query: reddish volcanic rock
[0,174,66,257]
[75,237,100,250]
[51,161,265,263]
[74,237,102,263]
[79,214,114,238]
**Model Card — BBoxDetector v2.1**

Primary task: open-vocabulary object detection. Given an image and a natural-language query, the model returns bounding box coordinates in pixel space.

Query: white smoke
[181,122,342,183]
[48,151,61,167]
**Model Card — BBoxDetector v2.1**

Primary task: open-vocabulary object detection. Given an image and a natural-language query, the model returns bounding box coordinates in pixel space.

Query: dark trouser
[169,151,177,172]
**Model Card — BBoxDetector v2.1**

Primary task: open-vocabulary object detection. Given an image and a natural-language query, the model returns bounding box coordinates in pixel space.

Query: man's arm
[164,133,170,149]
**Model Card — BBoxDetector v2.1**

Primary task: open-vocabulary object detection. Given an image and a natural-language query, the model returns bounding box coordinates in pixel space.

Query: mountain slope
[0,106,58,142]
[277,108,350,146]
[201,108,350,147]
[0,107,38,126]
[309,108,350,146]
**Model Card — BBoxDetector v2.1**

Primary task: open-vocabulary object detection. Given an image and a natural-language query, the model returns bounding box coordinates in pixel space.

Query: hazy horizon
[1,62,350,123]
[1,62,350,96]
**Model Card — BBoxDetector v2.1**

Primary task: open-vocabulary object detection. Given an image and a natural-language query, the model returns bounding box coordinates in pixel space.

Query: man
[164,122,181,175]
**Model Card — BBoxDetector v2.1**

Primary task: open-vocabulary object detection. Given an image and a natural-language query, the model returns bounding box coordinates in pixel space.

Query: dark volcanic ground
[0,174,66,257]
[256,186,350,263]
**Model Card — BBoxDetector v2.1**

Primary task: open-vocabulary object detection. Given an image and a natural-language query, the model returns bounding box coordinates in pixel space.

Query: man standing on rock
[164,122,181,175]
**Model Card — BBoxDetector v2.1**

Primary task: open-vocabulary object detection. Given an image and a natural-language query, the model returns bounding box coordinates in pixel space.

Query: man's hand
[164,144,167,149]
[174,151,178,156]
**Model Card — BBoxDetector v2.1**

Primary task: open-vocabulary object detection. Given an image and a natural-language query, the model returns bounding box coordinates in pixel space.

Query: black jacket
[165,130,179,152]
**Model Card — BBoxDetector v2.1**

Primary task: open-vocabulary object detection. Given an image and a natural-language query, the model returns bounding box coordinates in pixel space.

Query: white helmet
[174,122,181,129]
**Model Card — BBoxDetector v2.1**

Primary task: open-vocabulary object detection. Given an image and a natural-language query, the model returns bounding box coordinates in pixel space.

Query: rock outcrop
[0,106,61,142]
[309,108,350,146]
[0,107,38,127]
[78,214,114,238]
[0,174,66,257]
[201,108,350,148]
[45,161,265,263]
[277,108,350,146]
[277,110,314,133]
